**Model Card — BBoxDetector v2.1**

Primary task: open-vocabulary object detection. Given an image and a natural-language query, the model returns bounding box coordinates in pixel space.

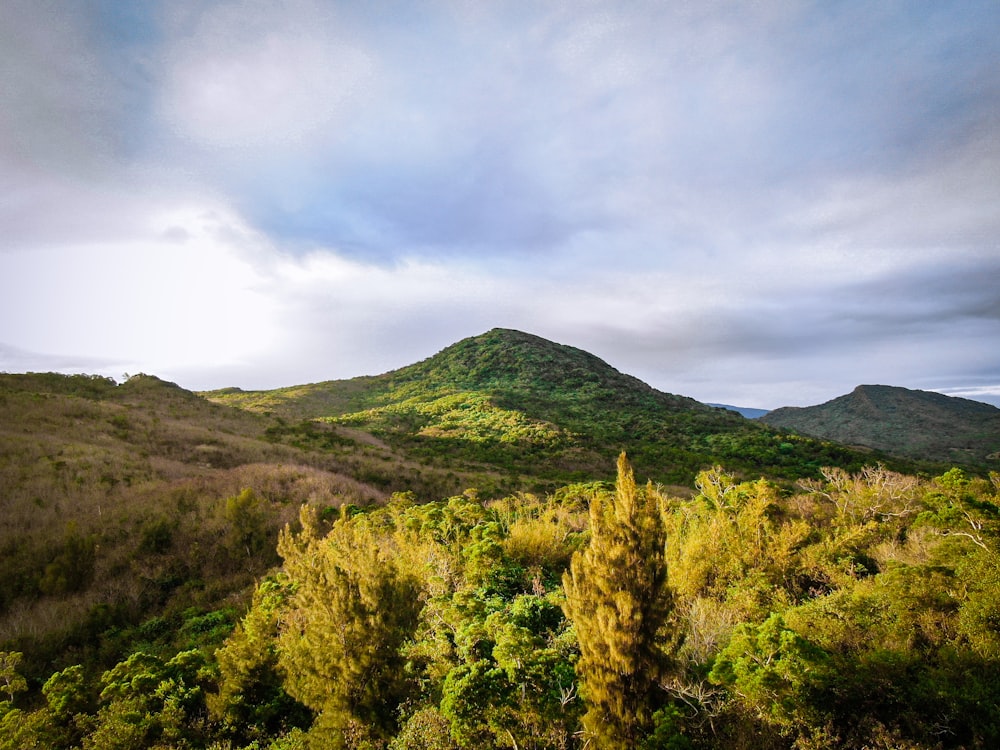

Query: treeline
[3,458,1000,749]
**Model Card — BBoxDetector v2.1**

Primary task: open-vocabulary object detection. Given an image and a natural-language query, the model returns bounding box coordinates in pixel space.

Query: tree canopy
[4,463,1000,749]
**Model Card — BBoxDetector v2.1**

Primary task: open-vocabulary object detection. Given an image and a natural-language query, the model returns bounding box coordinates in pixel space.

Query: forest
[3,453,1000,749]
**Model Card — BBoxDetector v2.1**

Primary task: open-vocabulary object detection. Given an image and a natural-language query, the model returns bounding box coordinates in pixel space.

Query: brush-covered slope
[0,371,451,670]
[206,329,879,483]
[760,384,1000,467]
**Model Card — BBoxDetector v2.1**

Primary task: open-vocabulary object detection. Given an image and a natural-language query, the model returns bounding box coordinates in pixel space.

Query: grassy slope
[761,384,1000,468]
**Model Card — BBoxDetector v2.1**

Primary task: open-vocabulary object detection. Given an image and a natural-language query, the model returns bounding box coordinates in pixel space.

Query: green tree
[0,707,51,750]
[390,706,459,750]
[562,453,675,749]
[917,468,1000,553]
[211,576,311,744]
[39,524,96,595]
[39,664,96,748]
[276,506,423,746]
[0,659,90,750]
[709,614,831,732]
[224,487,271,567]
[0,652,26,705]
[82,649,212,750]
[439,591,580,749]
[667,469,807,620]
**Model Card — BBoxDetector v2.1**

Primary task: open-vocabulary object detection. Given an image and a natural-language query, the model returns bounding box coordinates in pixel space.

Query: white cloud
[784,127,1000,255]
[0,203,280,378]
[159,0,380,155]
[0,0,122,176]
[164,48,373,153]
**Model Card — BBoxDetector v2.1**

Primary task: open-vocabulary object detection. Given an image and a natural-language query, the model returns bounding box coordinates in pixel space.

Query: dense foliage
[4,456,1000,749]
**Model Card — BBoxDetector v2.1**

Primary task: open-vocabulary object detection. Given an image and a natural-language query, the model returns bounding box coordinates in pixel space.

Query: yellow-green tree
[562,453,674,749]
[0,652,26,705]
[211,576,311,745]
[276,507,423,747]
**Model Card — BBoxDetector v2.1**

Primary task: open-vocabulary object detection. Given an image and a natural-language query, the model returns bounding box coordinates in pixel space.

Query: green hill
[760,384,1000,467]
[204,328,892,484]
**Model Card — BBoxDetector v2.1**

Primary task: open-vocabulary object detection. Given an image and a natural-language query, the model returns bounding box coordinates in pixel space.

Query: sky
[1,0,999,409]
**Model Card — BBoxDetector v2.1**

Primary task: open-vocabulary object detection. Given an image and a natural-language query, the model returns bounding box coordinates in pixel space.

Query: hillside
[0,371,494,675]
[1,334,887,675]
[205,328,881,484]
[760,384,1000,466]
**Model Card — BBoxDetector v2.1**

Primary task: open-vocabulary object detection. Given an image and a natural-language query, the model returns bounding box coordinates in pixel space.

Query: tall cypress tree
[563,453,673,749]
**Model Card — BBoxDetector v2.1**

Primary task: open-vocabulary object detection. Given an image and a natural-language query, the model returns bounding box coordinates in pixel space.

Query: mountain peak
[394,328,658,398]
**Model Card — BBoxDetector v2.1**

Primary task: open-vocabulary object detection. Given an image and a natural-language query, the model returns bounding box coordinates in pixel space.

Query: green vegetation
[563,454,674,748]
[0,372,488,684]
[4,332,1000,748]
[4,456,1000,748]
[206,329,910,485]
[761,384,1000,468]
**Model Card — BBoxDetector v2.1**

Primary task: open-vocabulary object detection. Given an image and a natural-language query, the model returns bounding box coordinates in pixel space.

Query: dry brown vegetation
[0,373,499,673]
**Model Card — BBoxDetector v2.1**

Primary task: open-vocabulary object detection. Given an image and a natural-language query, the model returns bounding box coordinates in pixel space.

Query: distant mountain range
[760,384,1000,468]
[707,403,770,419]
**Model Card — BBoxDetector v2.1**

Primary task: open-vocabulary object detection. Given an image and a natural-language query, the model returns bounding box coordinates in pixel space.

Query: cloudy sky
[2,0,998,409]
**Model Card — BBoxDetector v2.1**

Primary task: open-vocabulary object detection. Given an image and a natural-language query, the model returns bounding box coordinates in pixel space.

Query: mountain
[707,403,770,419]
[760,384,1000,467]
[204,328,882,484]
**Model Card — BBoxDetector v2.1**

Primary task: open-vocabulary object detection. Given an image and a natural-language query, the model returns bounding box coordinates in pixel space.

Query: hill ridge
[203,329,891,484]
[761,383,1000,466]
